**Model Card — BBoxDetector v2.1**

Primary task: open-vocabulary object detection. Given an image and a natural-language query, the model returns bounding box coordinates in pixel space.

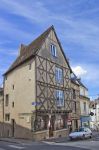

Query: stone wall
[53,129,69,138]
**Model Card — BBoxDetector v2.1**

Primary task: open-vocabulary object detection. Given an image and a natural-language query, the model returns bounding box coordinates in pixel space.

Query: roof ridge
[4,25,54,75]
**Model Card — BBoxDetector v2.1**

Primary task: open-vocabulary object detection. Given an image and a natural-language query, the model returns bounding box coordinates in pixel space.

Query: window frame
[12,102,14,108]
[72,101,77,113]
[5,94,9,106]
[5,113,10,121]
[55,67,63,84]
[84,102,86,112]
[73,89,76,99]
[50,44,57,57]
[56,90,64,107]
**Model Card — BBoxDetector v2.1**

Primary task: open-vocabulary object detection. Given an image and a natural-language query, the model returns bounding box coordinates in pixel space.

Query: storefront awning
[80,116,91,122]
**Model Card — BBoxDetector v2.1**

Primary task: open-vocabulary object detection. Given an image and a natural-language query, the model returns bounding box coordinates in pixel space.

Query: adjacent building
[0,26,90,140]
[3,26,72,140]
[0,87,4,137]
[0,88,3,122]
[70,76,80,131]
[78,79,90,127]
[90,99,99,130]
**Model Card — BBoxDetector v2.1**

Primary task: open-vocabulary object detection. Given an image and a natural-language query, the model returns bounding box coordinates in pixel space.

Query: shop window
[55,116,65,130]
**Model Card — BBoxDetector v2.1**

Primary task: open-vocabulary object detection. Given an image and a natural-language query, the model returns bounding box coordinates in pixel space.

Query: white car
[69,127,92,140]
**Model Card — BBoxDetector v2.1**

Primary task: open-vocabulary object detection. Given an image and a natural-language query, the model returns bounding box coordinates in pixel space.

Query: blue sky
[0,0,99,99]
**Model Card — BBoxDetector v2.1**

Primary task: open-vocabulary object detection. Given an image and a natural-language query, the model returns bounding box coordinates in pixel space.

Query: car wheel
[82,134,85,140]
[90,133,92,138]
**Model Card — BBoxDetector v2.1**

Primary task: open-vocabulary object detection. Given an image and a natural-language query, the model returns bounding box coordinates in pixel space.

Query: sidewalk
[44,136,69,143]
[0,131,99,144]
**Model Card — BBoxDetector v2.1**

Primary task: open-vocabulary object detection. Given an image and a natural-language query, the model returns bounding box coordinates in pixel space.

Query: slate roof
[4,25,72,75]
[77,79,88,90]
[71,78,80,86]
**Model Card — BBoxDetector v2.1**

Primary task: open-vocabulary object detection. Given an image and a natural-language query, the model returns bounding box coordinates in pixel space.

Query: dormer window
[51,44,57,57]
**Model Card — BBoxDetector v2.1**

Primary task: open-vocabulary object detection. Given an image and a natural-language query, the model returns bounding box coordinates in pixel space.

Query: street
[0,132,99,150]
[0,141,88,150]
[0,134,99,150]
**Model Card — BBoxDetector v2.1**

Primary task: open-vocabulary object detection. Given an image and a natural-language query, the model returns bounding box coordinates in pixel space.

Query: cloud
[72,66,87,77]
[0,17,33,41]
[0,0,99,98]
[0,0,50,23]
[0,48,18,56]
[1,0,99,56]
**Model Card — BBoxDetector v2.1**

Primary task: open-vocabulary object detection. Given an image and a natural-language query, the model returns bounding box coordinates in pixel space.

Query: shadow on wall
[0,122,34,140]
[0,122,69,141]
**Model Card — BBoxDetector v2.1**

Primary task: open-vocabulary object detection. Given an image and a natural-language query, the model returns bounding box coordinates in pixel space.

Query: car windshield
[79,128,84,132]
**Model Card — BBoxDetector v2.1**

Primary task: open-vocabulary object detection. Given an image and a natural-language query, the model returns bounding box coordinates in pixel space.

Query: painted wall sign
[32,102,42,106]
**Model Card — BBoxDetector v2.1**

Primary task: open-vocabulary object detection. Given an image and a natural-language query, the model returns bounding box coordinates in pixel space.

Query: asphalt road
[0,141,88,150]
[0,132,99,150]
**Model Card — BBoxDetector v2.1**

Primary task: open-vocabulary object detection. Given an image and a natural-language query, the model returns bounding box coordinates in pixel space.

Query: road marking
[8,145,25,149]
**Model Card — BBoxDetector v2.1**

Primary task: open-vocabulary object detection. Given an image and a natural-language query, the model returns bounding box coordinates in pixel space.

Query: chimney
[19,44,26,56]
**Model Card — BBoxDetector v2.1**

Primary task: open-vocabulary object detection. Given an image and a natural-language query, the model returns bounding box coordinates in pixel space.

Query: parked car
[69,127,92,140]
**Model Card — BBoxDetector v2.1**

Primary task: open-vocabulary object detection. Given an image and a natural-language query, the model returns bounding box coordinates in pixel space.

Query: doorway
[11,119,15,137]
[49,116,54,137]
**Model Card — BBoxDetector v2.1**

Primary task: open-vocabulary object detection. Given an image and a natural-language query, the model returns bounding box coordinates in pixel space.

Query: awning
[80,116,91,122]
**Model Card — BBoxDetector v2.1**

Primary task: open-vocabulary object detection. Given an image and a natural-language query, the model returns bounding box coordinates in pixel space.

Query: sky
[0,0,99,99]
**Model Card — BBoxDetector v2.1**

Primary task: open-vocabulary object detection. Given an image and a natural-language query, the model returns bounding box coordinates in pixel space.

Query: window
[55,67,63,83]
[73,101,77,113]
[73,89,76,99]
[51,44,57,57]
[55,115,65,130]
[5,114,10,121]
[56,90,64,107]
[29,64,32,70]
[12,102,14,108]
[12,85,14,90]
[84,102,86,112]
[5,94,9,106]
[5,76,7,80]
[34,116,47,131]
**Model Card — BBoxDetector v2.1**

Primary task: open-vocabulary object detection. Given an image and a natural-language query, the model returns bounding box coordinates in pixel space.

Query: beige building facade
[0,88,4,137]
[90,100,99,130]
[0,88,3,122]
[71,78,80,131]
[3,26,72,140]
[78,80,90,127]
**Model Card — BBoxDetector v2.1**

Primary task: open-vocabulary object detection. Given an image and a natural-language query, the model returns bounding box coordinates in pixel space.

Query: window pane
[5,114,10,121]
[56,90,64,107]
[55,67,63,84]
[5,94,9,106]
[51,44,57,57]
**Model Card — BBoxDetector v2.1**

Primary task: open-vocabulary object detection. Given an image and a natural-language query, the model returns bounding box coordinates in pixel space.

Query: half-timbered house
[3,26,72,140]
